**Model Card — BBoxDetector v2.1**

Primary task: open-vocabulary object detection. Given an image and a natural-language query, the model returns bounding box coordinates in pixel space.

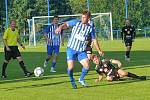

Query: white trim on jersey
[46,24,61,46]
[67,21,94,52]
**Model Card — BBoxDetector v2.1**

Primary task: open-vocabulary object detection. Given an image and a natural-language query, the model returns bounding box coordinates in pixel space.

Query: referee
[121,19,136,61]
[1,20,33,78]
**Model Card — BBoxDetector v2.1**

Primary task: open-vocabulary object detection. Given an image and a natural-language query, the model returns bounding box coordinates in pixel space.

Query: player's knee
[4,60,9,63]
[16,56,23,62]
[106,76,113,81]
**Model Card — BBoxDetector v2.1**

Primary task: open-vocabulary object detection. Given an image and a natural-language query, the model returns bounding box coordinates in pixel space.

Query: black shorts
[86,46,92,54]
[124,39,132,47]
[109,68,120,80]
[4,46,21,61]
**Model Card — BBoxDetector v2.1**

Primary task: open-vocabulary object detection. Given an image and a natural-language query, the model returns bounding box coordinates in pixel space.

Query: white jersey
[67,21,95,52]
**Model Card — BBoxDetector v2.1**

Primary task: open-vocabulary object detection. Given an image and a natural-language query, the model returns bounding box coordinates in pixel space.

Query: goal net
[28,12,112,46]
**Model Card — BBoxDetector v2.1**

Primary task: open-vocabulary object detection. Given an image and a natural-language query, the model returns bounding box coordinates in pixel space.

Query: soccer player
[121,19,136,61]
[43,16,64,72]
[91,54,146,82]
[55,11,104,89]
[1,20,33,78]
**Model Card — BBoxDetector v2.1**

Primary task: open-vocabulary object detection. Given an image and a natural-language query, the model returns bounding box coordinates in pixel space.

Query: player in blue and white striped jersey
[43,16,64,72]
[55,11,104,89]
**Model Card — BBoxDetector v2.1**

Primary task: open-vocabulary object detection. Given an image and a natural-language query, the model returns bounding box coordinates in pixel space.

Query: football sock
[51,61,56,68]
[67,69,74,82]
[19,61,28,74]
[2,62,8,76]
[79,67,89,81]
[127,72,139,78]
[126,51,130,58]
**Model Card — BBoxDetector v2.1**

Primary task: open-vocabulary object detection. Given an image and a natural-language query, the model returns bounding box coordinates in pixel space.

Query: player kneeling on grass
[91,54,146,82]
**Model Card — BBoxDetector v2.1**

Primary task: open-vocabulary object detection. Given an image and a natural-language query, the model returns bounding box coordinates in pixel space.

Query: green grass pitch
[0,38,150,100]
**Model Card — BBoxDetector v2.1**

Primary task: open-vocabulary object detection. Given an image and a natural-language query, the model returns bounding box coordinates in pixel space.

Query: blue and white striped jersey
[44,24,62,46]
[67,21,96,52]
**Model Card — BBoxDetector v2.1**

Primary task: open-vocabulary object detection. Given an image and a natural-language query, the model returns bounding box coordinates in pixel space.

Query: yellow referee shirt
[3,28,20,46]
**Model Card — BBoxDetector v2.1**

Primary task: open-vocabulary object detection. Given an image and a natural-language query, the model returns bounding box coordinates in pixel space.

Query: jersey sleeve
[90,27,96,39]
[3,29,9,39]
[66,19,80,27]
[43,25,50,33]
[121,27,124,40]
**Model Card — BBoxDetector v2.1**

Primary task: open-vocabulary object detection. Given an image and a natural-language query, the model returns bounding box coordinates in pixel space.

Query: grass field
[0,38,150,100]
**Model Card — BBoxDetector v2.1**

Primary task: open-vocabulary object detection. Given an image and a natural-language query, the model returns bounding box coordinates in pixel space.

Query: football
[34,67,44,77]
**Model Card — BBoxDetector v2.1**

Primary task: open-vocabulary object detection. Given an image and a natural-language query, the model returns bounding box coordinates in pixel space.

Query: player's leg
[50,46,59,72]
[86,46,92,60]
[14,47,33,77]
[78,52,89,87]
[67,48,77,89]
[125,40,132,61]
[118,69,146,80]
[44,45,53,67]
[1,47,11,78]
[1,60,10,78]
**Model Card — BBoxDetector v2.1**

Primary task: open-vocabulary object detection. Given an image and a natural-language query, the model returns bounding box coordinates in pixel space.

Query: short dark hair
[53,15,59,19]
[82,10,91,18]
[91,54,98,60]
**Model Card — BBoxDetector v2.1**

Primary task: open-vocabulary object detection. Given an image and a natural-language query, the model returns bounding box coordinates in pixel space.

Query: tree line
[0,0,150,34]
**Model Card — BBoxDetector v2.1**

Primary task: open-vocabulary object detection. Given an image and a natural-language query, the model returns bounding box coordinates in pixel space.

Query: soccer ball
[34,67,44,77]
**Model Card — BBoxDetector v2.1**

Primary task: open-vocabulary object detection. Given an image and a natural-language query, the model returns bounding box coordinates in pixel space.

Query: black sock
[19,61,28,74]
[2,62,8,76]
[126,51,130,58]
[46,58,49,62]
[127,72,139,78]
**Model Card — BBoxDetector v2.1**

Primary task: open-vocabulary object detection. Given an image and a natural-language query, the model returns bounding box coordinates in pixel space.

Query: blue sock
[51,61,56,68]
[79,67,89,81]
[67,69,74,82]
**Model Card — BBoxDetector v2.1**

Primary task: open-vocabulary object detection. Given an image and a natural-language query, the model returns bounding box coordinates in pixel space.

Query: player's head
[125,19,131,26]
[91,54,100,65]
[52,15,59,24]
[81,10,91,24]
[10,20,16,31]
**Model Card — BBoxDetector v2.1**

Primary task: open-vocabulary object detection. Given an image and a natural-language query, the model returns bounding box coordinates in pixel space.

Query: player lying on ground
[91,54,146,82]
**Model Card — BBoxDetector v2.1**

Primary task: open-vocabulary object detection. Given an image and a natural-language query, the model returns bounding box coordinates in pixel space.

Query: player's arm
[3,29,11,51]
[60,30,64,46]
[92,39,104,56]
[95,72,103,82]
[110,59,122,68]
[90,27,104,56]
[43,26,51,44]
[132,26,136,41]
[17,32,25,49]
[55,19,79,33]
[121,27,124,41]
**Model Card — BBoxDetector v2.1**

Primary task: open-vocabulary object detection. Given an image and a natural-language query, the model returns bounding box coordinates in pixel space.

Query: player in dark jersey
[91,54,146,82]
[121,19,136,61]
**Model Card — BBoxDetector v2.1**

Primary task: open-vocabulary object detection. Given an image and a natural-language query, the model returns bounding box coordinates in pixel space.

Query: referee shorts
[4,46,21,61]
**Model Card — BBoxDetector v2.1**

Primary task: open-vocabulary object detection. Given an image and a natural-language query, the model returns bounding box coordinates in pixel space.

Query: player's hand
[55,27,62,34]
[99,51,104,56]
[61,42,64,46]
[95,79,99,83]
[6,47,11,51]
[21,45,25,49]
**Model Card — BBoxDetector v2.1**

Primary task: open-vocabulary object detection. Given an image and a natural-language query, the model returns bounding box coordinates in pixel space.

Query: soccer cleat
[25,71,33,77]
[125,55,130,61]
[1,75,7,79]
[71,81,77,89]
[50,67,56,73]
[43,60,48,67]
[78,78,88,87]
